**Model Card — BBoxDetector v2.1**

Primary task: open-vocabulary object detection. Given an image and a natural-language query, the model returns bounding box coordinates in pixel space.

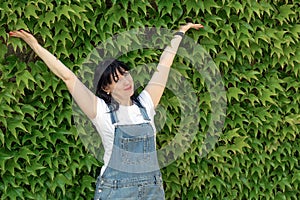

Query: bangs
[111,64,128,83]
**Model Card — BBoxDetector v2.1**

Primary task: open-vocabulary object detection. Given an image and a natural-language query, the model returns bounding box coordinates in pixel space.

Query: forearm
[149,33,183,86]
[31,43,75,82]
[158,34,183,67]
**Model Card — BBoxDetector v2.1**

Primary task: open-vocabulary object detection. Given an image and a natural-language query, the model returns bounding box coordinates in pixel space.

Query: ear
[102,86,110,94]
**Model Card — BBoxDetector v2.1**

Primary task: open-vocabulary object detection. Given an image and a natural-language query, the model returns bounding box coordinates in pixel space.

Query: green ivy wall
[1,0,300,199]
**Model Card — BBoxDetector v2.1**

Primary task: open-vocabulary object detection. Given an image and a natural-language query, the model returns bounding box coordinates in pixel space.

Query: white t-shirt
[91,90,156,175]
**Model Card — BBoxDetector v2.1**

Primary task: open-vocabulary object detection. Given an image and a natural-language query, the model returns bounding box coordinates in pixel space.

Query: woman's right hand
[9,30,39,48]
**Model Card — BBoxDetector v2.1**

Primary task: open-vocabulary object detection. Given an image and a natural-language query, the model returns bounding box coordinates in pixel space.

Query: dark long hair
[93,59,142,110]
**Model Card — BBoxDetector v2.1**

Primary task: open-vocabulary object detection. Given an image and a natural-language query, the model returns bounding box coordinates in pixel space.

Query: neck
[113,96,133,106]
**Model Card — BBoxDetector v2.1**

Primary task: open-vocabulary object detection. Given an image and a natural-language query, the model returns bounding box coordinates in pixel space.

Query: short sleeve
[138,90,156,119]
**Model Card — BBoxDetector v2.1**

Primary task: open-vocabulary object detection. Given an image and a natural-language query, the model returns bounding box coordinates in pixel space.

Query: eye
[113,75,119,83]
[123,71,130,76]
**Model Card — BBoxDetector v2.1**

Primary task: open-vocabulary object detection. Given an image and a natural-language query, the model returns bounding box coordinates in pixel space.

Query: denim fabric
[94,105,165,200]
[94,173,165,199]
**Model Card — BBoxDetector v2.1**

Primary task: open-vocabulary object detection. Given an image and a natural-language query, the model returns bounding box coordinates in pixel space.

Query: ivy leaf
[0,104,14,117]
[209,177,226,193]
[80,175,94,193]
[21,104,37,118]
[220,128,240,143]
[230,1,243,14]
[254,30,270,43]
[7,118,28,139]
[0,42,8,60]
[14,147,35,164]
[54,173,72,195]
[259,88,277,106]
[53,32,73,48]
[278,5,294,23]
[229,136,250,154]
[26,162,46,177]
[6,158,22,176]
[203,0,220,15]
[240,70,260,82]
[184,0,199,15]
[25,4,40,19]
[0,151,14,173]
[15,70,36,89]
[4,187,24,200]
[227,87,245,103]
[42,12,56,28]
[14,19,29,31]
[56,5,76,21]
[157,0,173,16]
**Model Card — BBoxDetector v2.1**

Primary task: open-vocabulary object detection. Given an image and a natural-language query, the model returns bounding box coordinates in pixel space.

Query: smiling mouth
[124,86,132,91]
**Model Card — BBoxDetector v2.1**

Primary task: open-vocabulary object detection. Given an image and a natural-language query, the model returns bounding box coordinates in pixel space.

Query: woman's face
[105,70,134,105]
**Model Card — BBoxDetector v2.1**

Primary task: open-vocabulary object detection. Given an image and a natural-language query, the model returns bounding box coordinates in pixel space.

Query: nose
[120,73,131,84]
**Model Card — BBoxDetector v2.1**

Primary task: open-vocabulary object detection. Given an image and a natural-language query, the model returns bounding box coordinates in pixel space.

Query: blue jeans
[94,173,165,199]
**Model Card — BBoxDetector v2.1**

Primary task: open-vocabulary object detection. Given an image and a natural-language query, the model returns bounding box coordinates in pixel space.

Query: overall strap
[108,104,118,124]
[108,102,151,124]
[134,100,151,121]
[138,106,151,121]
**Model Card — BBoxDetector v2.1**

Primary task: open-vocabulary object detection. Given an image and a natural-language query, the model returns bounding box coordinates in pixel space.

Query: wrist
[30,42,41,53]
[174,31,184,37]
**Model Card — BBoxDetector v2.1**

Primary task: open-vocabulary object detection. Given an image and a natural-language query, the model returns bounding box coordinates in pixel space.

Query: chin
[129,91,134,97]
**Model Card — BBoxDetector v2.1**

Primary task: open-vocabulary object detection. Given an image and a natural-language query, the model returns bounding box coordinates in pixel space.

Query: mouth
[124,85,132,91]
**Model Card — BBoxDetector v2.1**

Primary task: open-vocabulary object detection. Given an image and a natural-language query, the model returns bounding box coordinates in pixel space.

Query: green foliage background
[1,0,300,199]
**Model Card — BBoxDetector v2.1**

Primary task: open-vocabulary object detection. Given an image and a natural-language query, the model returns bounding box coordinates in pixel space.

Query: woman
[9,22,203,199]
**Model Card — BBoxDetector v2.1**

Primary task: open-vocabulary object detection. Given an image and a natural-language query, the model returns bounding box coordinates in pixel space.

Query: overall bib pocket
[120,135,152,164]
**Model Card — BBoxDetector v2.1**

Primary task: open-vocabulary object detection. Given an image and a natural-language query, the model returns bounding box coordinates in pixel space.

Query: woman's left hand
[9,30,39,49]
[179,23,204,33]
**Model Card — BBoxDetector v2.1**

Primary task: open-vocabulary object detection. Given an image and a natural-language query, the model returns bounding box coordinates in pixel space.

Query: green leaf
[14,147,35,164]
[25,4,40,19]
[0,42,8,60]
[26,162,47,177]
[157,1,173,16]
[184,0,199,15]
[7,118,28,139]
[231,1,243,14]
[80,175,94,193]
[16,70,36,89]
[0,128,4,146]
[220,128,240,143]
[21,104,37,118]
[56,5,76,21]
[230,136,251,154]
[54,173,72,195]
[258,88,277,106]
[209,177,226,193]
[6,158,22,176]
[4,187,24,200]
[41,12,56,28]
[227,87,245,103]
[203,0,220,15]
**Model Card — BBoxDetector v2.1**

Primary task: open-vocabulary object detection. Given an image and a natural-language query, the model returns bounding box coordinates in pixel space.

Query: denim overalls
[94,104,165,200]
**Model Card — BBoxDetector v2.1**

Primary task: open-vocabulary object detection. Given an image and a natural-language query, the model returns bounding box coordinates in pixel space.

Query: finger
[9,30,28,38]
[9,31,21,37]
[193,24,204,29]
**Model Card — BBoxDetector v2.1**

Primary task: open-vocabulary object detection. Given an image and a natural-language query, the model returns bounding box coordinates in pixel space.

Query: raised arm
[145,23,203,108]
[9,30,97,119]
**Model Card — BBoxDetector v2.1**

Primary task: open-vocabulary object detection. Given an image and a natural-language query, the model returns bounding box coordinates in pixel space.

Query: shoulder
[138,90,156,119]
[138,90,154,110]
[91,97,110,122]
